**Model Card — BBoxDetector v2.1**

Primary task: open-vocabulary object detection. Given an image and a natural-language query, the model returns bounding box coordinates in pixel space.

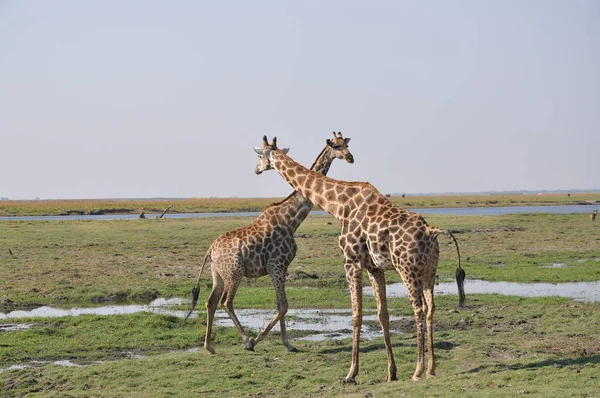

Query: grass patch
[1,296,599,397]
[1,213,599,307]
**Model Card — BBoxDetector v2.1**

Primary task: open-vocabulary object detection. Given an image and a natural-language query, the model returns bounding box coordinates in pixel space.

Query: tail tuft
[456,267,466,308]
[184,286,200,320]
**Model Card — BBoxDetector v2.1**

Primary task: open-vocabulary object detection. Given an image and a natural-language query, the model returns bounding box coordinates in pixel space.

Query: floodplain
[1,197,599,397]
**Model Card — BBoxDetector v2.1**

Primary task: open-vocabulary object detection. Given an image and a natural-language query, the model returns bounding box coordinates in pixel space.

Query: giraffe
[254,136,465,383]
[185,133,354,354]
[591,208,598,221]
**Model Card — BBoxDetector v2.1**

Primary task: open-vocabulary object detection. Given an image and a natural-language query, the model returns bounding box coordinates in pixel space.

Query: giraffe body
[186,134,353,354]
[255,137,464,382]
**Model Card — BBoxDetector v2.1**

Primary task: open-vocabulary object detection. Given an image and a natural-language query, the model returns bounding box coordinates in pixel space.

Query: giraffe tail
[184,249,211,320]
[431,227,466,308]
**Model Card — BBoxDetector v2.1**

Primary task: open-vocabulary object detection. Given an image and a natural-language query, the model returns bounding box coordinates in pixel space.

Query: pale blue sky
[1,1,598,199]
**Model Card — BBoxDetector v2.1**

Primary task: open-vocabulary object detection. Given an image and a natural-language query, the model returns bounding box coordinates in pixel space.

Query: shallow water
[364,280,600,302]
[0,303,396,342]
[0,298,187,319]
[0,360,84,374]
[2,279,600,344]
[212,308,403,341]
[0,204,596,221]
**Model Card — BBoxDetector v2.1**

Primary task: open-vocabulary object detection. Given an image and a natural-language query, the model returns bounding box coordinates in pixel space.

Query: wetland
[1,197,599,396]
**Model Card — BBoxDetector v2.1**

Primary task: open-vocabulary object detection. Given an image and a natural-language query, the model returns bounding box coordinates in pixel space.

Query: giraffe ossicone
[255,135,465,383]
[185,132,354,354]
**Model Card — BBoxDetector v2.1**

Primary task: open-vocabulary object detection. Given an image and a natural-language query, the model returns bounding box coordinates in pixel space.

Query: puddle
[0,323,39,332]
[540,263,568,268]
[213,308,403,341]
[2,279,599,344]
[0,360,87,374]
[0,298,186,320]
[364,280,600,302]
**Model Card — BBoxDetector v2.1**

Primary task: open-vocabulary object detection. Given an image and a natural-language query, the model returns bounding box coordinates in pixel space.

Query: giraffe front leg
[220,280,254,351]
[341,262,363,384]
[251,269,297,352]
[204,284,222,355]
[367,268,397,382]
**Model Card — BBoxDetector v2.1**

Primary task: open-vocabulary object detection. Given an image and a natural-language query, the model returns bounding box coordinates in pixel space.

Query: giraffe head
[254,135,289,174]
[326,131,354,164]
[254,132,353,174]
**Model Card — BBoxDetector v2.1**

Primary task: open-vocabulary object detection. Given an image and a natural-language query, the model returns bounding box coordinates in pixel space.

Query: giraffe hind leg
[204,277,224,355]
[220,278,254,351]
[423,288,436,377]
[411,296,425,381]
[367,268,397,382]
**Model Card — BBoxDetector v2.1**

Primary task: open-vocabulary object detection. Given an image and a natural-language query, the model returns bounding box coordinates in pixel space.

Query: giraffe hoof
[387,374,397,382]
[244,339,256,351]
[340,377,356,385]
[287,346,299,353]
[204,346,216,355]
[411,375,422,382]
[426,372,436,378]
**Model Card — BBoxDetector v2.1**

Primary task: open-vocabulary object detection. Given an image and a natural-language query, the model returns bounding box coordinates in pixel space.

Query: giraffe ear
[344,138,351,144]
[254,148,265,155]
[326,139,333,147]
[281,148,289,154]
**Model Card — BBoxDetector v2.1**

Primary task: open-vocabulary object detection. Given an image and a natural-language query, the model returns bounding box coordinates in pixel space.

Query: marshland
[1,194,599,397]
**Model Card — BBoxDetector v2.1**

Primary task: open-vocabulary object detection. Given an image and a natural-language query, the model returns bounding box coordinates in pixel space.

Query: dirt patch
[287,271,319,281]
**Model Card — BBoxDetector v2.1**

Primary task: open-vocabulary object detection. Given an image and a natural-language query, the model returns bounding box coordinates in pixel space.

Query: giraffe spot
[314,178,323,192]
[342,207,351,218]
[346,186,359,197]
[287,169,296,178]
[325,190,335,201]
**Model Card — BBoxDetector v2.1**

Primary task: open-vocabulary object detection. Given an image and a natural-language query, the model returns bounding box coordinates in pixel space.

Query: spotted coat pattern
[186,133,354,354]
[255,140,464,383]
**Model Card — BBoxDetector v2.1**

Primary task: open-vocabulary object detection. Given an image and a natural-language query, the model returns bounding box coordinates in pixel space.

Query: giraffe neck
[267,147,337,231]
[270,150,359,221]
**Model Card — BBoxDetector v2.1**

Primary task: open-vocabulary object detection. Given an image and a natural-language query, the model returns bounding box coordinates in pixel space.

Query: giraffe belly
[243,263,268,278]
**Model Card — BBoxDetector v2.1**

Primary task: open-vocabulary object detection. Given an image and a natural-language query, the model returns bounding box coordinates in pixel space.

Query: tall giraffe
[185,133,354,354]
[255,136,465,383]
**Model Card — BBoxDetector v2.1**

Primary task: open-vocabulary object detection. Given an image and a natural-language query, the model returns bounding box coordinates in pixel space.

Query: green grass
[1,296,599,397]
[1,211,600,396]
[1,213,599,307]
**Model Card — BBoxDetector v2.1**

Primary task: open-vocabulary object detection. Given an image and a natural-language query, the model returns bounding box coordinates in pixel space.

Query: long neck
[268,147,337,230]
[271,150,353,221]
